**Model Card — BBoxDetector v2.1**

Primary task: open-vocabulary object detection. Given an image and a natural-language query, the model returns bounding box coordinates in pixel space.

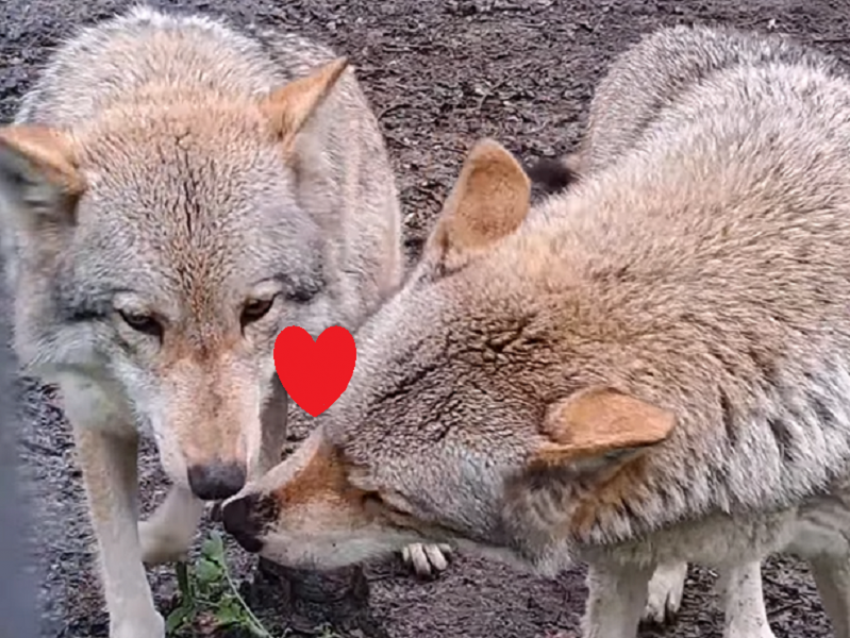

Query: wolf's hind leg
[791,489,850,638]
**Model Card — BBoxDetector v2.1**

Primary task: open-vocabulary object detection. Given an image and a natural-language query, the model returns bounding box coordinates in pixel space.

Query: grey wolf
[0,5,445,636]
[220,24,850,638]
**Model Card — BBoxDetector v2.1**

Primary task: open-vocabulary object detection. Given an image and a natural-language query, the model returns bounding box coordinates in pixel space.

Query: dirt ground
[3,0,850,637]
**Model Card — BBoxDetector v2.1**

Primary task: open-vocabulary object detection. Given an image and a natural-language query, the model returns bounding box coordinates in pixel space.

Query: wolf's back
[578,24,845,175]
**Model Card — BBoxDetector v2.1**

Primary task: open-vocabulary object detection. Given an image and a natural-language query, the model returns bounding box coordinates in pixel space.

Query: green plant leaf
[201,531,225,561]
[176,531,275,638]
[214,600,246,628]
[165,604,193,634]
[195,556,223,587]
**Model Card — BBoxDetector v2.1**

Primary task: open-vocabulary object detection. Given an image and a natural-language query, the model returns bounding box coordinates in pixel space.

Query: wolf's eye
[118,311,163,338]
[241,298,274,327]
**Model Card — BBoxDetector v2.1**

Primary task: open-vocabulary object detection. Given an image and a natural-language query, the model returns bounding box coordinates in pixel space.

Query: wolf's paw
[401,543,453,577]
[139,518,193,566]
[138,485,204,566]
[642,561,688,625]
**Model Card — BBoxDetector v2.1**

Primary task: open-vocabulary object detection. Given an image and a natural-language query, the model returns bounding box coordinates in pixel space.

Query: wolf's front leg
[582,563,655,638]
[642,560,688,625]
[718,560,775,638]
[74,425,164,638]
[582,561,654,638]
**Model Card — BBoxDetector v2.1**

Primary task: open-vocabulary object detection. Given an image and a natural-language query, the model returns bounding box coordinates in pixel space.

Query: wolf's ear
[424,138,531,268]
[0,125,85,227]
[260,57,349,150]
[535,387,675,474]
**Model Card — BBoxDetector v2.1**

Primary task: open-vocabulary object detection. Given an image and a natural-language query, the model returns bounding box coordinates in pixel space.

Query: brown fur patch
[273,438,367,508]
[526,389,675,540]
[569,455,655,538]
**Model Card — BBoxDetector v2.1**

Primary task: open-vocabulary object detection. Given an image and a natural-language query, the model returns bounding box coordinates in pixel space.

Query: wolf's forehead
[79,115,319,253]
[73,140,323,301]
[87,126,283,220]
[78,200,320,288]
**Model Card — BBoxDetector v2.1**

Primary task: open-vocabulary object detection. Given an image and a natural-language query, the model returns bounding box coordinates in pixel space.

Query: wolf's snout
[221,493,270,554]
[187,461,246,501]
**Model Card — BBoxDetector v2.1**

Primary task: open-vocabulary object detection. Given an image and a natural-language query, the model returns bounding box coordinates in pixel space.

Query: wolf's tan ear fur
[0,125,85,223]
[536,387,676,467]
[260,57,349,150]
[425,138,531,267]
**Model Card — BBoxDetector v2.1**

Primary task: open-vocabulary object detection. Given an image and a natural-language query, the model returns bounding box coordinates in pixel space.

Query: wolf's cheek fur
[222,429,428,569]
[250,500,423,570]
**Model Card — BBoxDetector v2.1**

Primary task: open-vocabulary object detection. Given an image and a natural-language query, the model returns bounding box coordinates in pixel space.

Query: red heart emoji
[274,325,357,418]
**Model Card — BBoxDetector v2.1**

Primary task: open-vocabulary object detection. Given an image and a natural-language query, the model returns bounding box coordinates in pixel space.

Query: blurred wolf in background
[0,5,448,637]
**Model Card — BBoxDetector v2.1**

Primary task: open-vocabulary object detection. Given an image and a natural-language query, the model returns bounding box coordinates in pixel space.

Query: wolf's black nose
[188,461,246,501]
[221,494,266,554]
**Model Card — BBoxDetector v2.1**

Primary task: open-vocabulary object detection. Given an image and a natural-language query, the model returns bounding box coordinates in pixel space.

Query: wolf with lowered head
[221,24,850,638]
[0,5,451,637]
